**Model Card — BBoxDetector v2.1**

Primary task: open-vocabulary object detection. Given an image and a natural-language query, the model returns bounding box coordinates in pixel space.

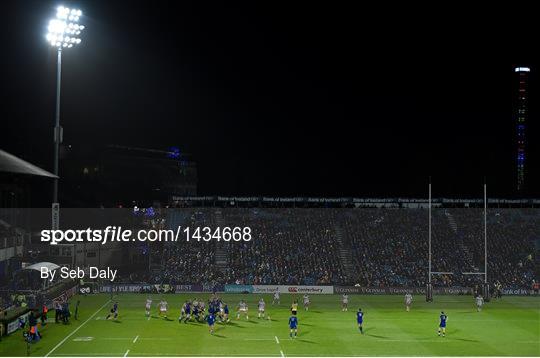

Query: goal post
[426,180,490,302]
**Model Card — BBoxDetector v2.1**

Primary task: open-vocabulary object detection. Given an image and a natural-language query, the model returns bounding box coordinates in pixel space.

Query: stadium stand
[2,207,536,291]
[135,208,538,289]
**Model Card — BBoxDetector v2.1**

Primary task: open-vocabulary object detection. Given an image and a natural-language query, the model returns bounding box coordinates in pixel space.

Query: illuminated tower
[515,66,530,193]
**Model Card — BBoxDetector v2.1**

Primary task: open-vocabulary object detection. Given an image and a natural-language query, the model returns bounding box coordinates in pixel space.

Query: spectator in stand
[117,208,536,290]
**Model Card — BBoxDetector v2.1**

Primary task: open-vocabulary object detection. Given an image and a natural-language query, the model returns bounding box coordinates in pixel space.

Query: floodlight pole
[484,182,487,284]
[52,47,62,227]
[428,179,432,284]
[426,178,433,302]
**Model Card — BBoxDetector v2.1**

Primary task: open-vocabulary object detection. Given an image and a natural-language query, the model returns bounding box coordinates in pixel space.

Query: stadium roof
[0,149,58,178]
[24,262,60,272]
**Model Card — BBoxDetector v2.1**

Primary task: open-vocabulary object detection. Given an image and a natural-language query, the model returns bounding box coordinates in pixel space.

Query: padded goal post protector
[426,283,433,302]
[483,283,490,302]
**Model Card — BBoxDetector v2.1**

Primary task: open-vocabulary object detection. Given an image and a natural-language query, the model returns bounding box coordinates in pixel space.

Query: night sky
[2,1,538,198]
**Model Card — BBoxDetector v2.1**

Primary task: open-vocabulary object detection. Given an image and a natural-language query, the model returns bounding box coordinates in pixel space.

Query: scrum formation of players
[126,291,486,337]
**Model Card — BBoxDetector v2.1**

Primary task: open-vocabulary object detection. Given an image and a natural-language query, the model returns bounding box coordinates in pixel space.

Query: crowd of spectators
[453,209,537,289]
[221,209,347,285]
[3,207,534,290]
[342,209,429,287]
[149,209,223,285]
[339,208,537,288]
[138,208,537,289]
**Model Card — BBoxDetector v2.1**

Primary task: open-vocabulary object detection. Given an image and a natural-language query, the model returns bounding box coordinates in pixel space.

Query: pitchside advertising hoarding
[236,285,334,294]
[334,286,536,296]
[334,286,472,295]
[96,284,535,295]
[502,288,535,295]
[100,284,152,293]
[175,284,224,292]
[99,284,224,293]
[7,311,31,335]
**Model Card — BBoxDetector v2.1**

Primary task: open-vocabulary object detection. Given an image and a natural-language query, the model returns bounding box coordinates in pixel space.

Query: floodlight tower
[514,66,530,194]
[46,6,85,227]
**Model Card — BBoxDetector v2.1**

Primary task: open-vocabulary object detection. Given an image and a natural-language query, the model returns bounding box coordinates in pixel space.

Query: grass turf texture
[1,293,538,357]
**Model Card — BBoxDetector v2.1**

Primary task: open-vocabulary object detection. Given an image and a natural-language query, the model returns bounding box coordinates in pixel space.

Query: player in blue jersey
[179,301,189,323]
[207,312,216,334]
[106,302,119,320]
[182,301,192,323]
[288,311,298,338]
[438,311,447,337]
[357,308,364,334]
[223,303,230,323]
[193,305,201,322]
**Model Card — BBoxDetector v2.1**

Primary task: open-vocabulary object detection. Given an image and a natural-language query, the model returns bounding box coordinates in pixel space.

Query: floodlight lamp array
[46,6,85,48]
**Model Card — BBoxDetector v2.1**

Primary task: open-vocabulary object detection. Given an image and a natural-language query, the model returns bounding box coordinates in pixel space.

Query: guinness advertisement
[335,286,535,296]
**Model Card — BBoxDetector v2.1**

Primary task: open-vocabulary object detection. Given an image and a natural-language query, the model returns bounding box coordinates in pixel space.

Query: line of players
[129,291,485,337]
[144,295,272,334]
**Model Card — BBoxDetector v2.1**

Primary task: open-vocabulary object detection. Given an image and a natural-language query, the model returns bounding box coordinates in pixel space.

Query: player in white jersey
[475,295,484,312]
[273,291,280,305]
[404,293,413,312]
[158,299,168,318]
[257,298,266,319]
[199,300,206,315]
[342,294,349,311]
[303,294,310,311]
[145,298,152,317]
[236,300,249,320]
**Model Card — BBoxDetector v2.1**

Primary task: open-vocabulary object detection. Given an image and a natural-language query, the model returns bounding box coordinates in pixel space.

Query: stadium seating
[139,208,537,289]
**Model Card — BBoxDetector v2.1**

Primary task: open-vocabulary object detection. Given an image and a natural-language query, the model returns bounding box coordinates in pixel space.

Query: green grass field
[1,293,539,357]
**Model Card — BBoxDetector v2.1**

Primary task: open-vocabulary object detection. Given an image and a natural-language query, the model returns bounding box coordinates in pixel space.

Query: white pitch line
[53,354,283,357]
[45,299,111,357]
[275,334,284,357]
[49,355,443,357]
[52,354,123,357]
[124,349,130,357]
[133,335,139,343]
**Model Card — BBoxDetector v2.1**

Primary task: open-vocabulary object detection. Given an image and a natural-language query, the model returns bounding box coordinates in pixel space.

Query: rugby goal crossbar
[432,272,486,275]
[462,272,486,275]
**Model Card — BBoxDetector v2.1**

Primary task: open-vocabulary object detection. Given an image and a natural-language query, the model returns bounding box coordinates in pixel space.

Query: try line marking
[45,299,111,357]
[52,355,282,357]
[275,335,285,357]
